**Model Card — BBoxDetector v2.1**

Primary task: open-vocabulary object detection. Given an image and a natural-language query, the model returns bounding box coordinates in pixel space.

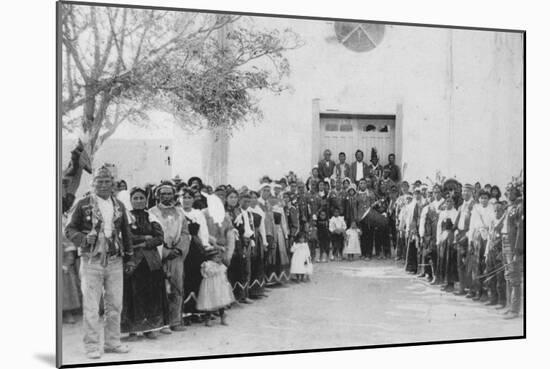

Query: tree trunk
[202,126,230,186]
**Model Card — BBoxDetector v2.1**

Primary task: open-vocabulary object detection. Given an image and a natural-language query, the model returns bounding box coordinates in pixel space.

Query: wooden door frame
[312,99,403,170]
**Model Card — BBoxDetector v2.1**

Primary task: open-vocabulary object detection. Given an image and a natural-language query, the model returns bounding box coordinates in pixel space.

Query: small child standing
[343,221,362,261]
[316,210,331,263]
[197,248,235,326]
[290,232,313,282]
[329,208,347,261]
[304,221,318,263]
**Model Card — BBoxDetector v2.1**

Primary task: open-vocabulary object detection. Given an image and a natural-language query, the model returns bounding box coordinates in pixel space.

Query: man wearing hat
[65,165,134,359]
[172,175,183,187]
[149,181,190,332]
[187,176,203,189]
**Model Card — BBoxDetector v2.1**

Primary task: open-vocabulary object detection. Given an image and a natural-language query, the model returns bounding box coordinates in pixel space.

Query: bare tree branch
[131,10,153,68]
[97,9,116,75]
[145,14,237,62]
[97,104,133,146]
[62,37,90,82]
[90,7,101,78]
[108,8,128,72]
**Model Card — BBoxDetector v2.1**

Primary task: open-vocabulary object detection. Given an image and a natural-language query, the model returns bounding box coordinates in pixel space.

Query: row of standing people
[396,181,524,320]
[256,163,524,321]
[61,168,315,360]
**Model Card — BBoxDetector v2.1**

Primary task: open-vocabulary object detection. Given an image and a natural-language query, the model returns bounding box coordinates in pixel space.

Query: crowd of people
[60,147,524,360]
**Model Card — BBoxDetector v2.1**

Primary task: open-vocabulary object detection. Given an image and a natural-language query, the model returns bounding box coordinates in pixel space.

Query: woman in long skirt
[248,191,268,298]
[265,201,290,284]
[121,188,168,340]
[226,190,254,303]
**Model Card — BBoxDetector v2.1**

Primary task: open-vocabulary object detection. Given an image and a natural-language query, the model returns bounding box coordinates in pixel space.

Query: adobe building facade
[63,19,523,193]
[172,19,523,188]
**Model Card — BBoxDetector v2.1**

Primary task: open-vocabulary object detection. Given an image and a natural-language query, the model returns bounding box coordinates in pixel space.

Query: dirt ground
[61,260,523,366]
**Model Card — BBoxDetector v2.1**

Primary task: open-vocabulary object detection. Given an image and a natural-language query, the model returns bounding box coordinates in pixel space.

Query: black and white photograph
[56,0,525,367]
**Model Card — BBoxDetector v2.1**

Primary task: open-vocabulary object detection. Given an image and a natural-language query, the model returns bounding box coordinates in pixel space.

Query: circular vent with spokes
[334,22,385,52]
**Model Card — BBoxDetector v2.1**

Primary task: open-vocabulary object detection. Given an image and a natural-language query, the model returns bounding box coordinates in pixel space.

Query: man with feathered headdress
[368,148,383,180]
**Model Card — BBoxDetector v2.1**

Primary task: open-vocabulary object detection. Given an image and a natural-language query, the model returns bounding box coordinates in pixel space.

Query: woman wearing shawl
[259,184,290,286]
[121,187,168,340]
[180,189,211,321]
[268,198,291,282]
[202,187,235,264]
[225,190,255,303]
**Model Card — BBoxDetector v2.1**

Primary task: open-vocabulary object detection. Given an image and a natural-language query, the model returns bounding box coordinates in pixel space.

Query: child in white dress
[290,232,313,282]
[343,221,362,261]
[197,248,235,326]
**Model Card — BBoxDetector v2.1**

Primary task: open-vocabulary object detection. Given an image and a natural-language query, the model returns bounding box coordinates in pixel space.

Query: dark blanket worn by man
[149,183,191,332]
[383,153,401,183]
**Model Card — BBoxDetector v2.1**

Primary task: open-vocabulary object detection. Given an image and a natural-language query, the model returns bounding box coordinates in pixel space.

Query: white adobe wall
[64,18,522,190]
[173,19,523,188]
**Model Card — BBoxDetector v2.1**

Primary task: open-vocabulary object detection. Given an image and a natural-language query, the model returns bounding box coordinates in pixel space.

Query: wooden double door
[320,114,396,165]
